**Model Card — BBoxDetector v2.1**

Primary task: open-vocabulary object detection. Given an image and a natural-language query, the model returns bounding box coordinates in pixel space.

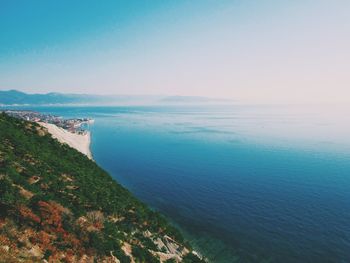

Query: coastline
[38,122,92,159]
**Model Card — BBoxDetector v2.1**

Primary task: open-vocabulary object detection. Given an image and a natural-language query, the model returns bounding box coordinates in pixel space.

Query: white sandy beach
[38,122,92,159]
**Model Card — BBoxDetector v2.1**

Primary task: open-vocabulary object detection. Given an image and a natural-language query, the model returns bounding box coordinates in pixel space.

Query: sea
[4,104,350,263]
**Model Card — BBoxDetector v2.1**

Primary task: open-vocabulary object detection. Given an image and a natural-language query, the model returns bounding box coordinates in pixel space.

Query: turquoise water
[6,105,350,262]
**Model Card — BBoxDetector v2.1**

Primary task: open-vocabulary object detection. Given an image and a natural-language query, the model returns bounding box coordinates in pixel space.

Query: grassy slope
[0,113,204,263]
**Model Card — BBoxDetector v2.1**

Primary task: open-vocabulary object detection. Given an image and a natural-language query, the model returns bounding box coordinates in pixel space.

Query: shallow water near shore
[6,104,350,262]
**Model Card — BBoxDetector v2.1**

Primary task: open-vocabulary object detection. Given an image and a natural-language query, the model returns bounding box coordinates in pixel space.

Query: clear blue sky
[1,0,349,102]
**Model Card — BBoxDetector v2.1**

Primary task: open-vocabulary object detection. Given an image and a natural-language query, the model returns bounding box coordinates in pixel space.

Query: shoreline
[38,122,92,159]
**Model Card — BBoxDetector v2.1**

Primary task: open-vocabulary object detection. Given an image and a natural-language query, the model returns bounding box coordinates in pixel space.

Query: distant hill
[0,112,205,262]
[0,90,162,106]
[0,90,232,106]
[159,96,233,104]
[0,90,91,105]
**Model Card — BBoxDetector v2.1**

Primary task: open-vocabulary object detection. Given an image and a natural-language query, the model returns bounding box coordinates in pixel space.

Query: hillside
[0,90,162,106]
[0,90,83,105]
[0,113,204,262]
[0,90,231,106]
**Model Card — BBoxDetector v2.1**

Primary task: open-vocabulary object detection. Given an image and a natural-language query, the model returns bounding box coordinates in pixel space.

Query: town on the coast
[1,110,94,134]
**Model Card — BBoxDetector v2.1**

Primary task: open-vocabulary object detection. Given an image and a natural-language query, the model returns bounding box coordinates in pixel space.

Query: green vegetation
[0,113,205,262]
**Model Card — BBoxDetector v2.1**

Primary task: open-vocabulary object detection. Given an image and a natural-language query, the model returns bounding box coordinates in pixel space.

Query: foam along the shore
[38,122,92,159]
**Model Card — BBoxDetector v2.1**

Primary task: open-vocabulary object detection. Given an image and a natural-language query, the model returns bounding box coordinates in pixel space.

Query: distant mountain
[0,90,88,105]
[0,90,232,106]
[159,96,233,104]
[0,90,162,106]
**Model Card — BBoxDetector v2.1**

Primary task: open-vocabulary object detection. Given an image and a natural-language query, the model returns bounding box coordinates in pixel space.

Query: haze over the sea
[12,104,350,262]
[2,1,350,262]
[1,0,350,104]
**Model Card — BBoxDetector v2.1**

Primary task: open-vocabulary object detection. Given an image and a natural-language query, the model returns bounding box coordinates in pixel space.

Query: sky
[0,0,349,103]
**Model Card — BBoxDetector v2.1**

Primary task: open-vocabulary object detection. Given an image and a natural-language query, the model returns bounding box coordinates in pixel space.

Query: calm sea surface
[6,105,350,262]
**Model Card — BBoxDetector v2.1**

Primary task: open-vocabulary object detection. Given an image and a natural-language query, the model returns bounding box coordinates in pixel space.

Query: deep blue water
[5,105,350,262]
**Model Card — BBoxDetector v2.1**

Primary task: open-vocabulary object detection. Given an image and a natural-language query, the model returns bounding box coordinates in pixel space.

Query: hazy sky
[0,0,349,102]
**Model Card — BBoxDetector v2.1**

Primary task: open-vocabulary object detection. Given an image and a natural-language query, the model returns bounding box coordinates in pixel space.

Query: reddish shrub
[18,206,40,224]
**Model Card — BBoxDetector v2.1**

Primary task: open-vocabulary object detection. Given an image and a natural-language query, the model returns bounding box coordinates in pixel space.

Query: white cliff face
[38,122,92,159]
